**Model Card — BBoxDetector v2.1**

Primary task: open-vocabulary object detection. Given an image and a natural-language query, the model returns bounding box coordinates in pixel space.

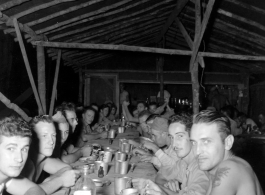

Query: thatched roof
[0,0,264,73]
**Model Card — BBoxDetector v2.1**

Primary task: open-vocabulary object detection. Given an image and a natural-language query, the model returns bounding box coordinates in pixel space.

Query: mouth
[198,157,207,163]
[10,166,22,170]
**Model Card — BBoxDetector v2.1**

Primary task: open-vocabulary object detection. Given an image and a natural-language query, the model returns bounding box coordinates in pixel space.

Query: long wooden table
[54,129,157,195]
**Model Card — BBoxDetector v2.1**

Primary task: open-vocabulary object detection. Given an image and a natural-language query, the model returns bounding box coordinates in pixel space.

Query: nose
[15,151,23,163]
[74,119,78,125]
[194,142,202,156]
[48,135,55,145]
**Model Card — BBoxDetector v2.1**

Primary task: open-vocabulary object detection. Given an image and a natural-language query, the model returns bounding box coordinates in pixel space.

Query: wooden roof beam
[32,41,265,62]
[0,0,30,11]
[45,0,175,36]
[34,0,163,34]
[156,0,189,43]
[6,0,76,25]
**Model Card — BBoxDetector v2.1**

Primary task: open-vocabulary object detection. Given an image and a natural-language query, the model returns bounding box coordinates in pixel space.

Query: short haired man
[52,112,92,164]
[191,110,263,195]
[258,113,265,133]
[55,102,78,133]
[133,101,147,118]
[122,100,147,123]
[148,102,158,114]
[237,112,257,132]
[221,106,242,136]
[0,116,45,195]
[154,113,209,195]
[76,107,108,147]
[23,115,79,195]
[139,117,179,169]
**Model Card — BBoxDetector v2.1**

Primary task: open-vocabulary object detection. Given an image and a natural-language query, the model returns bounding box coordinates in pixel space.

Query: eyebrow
[175,132,186,135]
[6,143,18,147]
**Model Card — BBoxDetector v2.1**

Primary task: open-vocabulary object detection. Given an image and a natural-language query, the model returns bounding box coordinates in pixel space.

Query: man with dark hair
[148,102,158,114]
[138,110,152,137]
[55,102,78,133]
[23,115,79,195]
[191,110,263,195]
[0,116,45,195]
[133,113,209,195]
[258,113,265,132]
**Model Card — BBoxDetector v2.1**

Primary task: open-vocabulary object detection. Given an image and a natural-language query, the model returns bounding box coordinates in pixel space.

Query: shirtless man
[0,116,45,195]
[23,115,79,195]
[190,110,263,195]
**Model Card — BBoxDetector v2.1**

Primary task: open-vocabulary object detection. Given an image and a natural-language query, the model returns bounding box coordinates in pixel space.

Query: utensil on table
[114,177,132,195]
[114,160,129,174]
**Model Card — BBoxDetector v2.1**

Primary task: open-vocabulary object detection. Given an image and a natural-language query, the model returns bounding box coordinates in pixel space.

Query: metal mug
[114,177,132,195]
[108,129,116,139]
[120,142,132,153]
[118,126,125,133]
[121,188,138,195]
[115,152,128,161]
[115,160,129,174]
[119,139,128,148]
[99,151,113,163]
[94,161,108,176]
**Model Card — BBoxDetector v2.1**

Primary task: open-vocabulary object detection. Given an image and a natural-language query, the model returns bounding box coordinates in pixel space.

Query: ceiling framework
[0,0,264,73]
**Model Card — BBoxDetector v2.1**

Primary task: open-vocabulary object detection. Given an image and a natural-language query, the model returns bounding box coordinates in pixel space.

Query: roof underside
[0,0,265,73]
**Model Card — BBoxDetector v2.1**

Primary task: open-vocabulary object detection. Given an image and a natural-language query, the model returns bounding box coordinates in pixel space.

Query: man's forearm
[155,174,168,186]
[39,177,63,195]
[157,184,179,195]
[24,186,46,195]
[123,104,138,123]
[61,149,82,164]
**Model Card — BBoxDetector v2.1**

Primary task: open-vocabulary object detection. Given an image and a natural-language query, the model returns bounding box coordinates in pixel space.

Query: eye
[43,135,47,138]
[7,147,15,151]
[178,135,183,138]
[191,141,196,146]
[203,140,210,145]
[22,148,29,153]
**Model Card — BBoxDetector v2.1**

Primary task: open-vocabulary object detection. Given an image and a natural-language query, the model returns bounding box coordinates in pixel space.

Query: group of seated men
[0,96,264,195]
[130,110,263,195]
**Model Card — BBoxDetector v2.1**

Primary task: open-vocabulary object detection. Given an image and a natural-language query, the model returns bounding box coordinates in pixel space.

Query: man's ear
[224,135,234,151]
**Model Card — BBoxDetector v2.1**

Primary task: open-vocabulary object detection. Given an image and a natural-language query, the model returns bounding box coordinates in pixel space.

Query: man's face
[259,114,265,125]
[111,107,116,115]
[102,107,109,117]
[149,105,157,114]
[35,122,56,157]
[190,123,226,173]
[58,123,69,145]
[137,103,145,113]
[83,110,95,125]
[151,129,167,147]
[139,115,149,133]
[65,110,78,132]
[169,123,191,159]
[0,136,30,178]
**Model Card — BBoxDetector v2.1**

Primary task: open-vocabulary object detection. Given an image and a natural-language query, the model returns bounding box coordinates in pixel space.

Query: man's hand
[164,180,180,192]
[143,141,160,153]
[128,139,140,148]
[132,148,151,156]
[139,155,153,163]
[132,178,164,195]
[59,169,80,187]
[100,131,108,139]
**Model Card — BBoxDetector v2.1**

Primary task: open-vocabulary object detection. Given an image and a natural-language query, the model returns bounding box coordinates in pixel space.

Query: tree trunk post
[37,45,46,114]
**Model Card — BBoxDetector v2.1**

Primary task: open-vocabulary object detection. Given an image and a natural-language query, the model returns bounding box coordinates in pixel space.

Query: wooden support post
[78,68,83,103]
[191,64,200,114]
[37,45,46,114]
[49,50,61,116]
[189,0,216,71]
[84,76,90,106]
[157,40,164,104]
[13,18,44,114]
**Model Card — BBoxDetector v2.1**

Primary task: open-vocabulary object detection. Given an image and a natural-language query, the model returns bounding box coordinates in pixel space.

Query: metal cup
[121,188,138,195]
[108,129,116,139]
[118,126,125,133]
[115,152,128,161]
[115,160,129,174]
[120,142,132,153]
[114,177,132,195]
[94,161,109,176]
[119,139,128,148]
[100,151,113,163]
